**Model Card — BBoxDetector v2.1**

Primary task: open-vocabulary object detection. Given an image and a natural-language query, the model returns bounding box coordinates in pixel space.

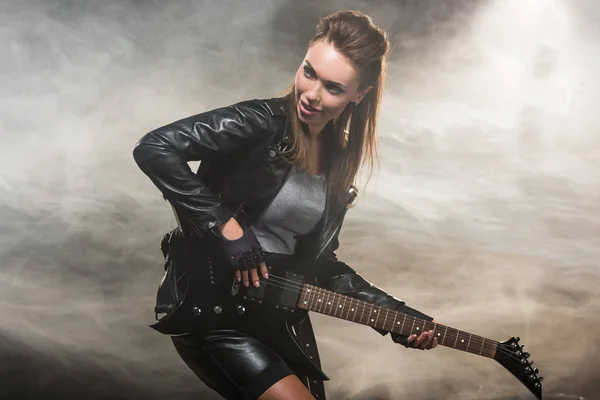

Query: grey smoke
[0,0,598,399]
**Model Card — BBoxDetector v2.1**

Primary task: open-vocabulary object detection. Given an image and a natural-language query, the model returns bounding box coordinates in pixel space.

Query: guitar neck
[298,284,498,358]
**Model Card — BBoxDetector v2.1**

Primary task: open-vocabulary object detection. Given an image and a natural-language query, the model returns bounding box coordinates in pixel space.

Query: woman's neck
[307,121,328,137]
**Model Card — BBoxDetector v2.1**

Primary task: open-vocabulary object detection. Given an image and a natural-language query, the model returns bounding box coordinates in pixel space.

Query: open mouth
[299,99,321,116]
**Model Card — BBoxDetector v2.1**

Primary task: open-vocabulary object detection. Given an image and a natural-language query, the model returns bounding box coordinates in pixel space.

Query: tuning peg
[539,376,544,382]
[521,344,526,349]
[515,337,520,342]
[529,374,537,381]
[523,352,531,359]
[525,365,539,373]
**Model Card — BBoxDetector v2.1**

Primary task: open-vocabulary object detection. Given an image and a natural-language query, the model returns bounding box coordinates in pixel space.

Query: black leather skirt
[171,329,298,400]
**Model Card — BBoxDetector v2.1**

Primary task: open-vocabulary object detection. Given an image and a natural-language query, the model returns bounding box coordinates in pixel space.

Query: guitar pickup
[279,271,303,309]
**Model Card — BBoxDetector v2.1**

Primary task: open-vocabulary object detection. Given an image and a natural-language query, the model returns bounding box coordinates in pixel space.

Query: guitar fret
[466,333,472,352]
[359,300,366,324]
[400,314,407,335]
[480,337,485,355]
[345,297,351,320]
[303,286,310,309]
[330,292,336,316]
[347,298,354,321]
[330,291,337,317]
[318,288,325,313]
[304,286,309,308]
[331,293,336,316]
[409,318,416,336]
[454,330,460,348]
[391,312,397,333]
[383,308,389,331]
[442,326,448,345]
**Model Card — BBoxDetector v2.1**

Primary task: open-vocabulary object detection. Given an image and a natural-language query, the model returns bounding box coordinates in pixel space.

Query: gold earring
[344,113,352,136]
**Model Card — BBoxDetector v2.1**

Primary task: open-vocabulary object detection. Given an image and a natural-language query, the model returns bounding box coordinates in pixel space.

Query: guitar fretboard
[299,284,497,358]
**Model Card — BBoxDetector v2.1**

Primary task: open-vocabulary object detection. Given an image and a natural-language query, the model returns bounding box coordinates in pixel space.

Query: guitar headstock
[495,336,543,399]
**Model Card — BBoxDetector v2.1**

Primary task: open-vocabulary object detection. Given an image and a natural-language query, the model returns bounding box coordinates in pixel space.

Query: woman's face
[294,39,370,134]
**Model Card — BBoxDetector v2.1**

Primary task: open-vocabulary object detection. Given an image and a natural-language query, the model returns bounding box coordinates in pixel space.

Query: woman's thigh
[171,329,313,400]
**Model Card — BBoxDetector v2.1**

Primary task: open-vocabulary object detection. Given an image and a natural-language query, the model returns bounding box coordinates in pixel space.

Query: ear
[353,86,373,106]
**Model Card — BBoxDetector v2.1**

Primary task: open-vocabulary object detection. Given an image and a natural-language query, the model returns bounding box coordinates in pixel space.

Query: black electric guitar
[149,209,544,400]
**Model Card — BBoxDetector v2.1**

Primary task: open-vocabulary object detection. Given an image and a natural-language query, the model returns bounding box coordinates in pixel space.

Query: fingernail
[264,273,269,279]
[254,281,260,288]
[244,281,249,287]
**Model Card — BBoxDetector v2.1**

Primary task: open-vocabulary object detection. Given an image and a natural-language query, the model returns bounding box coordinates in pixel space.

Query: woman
[134,10,437,400]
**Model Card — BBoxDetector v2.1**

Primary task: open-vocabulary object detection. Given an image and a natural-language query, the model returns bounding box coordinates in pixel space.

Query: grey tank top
[250,164,327,255]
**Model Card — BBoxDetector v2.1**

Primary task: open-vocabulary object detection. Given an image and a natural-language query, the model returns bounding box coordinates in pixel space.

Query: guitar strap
[291,315,327,399]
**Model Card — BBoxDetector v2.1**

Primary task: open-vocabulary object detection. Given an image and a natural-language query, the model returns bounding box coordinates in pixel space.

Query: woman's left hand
[405,320,440,350]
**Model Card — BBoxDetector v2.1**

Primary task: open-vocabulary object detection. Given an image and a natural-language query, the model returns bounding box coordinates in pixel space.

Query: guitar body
[149,226,329,381]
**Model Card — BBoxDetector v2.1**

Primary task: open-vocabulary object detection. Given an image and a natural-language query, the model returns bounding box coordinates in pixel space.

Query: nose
[305,83,321,105]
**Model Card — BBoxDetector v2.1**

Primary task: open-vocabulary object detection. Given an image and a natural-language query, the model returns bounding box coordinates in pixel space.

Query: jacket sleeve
[132,100,274,235]
[318,226,433,338]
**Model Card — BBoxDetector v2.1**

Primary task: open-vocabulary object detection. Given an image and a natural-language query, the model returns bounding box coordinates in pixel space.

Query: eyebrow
[304,60,348,90]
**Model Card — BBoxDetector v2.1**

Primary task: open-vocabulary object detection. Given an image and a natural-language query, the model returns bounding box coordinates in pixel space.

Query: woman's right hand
[219,217,269,288]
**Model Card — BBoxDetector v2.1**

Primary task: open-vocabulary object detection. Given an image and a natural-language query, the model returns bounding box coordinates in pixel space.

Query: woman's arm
[133,99,274,236]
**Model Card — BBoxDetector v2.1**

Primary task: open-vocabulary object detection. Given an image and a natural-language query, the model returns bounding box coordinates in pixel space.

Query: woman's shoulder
[227,96,289,119]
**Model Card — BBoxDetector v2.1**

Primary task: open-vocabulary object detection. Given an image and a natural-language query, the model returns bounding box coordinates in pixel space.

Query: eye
[326,85,343,95]
[303,65,315,79]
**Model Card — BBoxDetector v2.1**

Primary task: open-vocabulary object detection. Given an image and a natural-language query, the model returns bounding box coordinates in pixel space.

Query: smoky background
[0,0,598,399]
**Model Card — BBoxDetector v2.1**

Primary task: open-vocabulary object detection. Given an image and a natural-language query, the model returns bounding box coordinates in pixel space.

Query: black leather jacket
[133,97,432,339]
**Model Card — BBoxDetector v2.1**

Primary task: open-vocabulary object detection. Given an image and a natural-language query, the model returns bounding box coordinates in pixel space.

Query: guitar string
[206,275,534,367]
[209,278,529,368]
[214,276,537,372]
